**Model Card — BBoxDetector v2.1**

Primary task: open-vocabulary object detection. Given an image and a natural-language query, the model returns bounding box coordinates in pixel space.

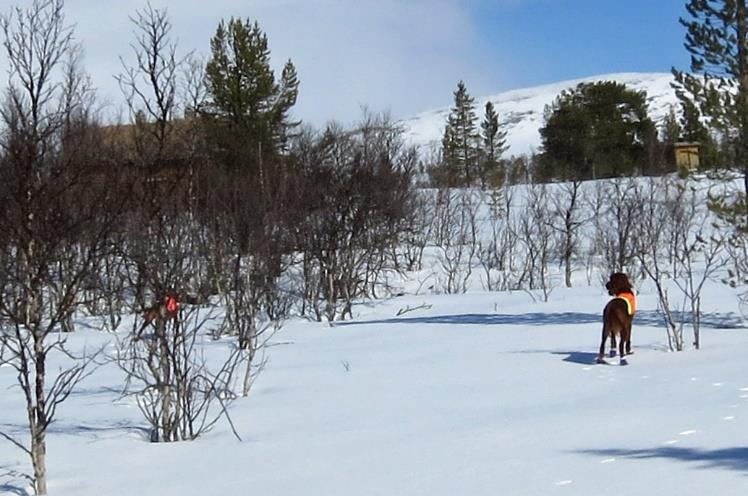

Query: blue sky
[473,0,690,91]
[0,0,692,126]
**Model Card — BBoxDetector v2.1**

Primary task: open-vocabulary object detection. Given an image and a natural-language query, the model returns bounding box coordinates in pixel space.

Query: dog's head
[606,272,632,296]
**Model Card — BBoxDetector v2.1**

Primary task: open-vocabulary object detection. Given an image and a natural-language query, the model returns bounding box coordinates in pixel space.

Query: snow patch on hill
[400,72,679,157]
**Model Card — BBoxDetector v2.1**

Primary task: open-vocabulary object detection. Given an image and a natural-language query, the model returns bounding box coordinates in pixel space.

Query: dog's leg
[597,328,608,364]
[609,332,617,358]
[625,322,633,355]
[134,319,149,341]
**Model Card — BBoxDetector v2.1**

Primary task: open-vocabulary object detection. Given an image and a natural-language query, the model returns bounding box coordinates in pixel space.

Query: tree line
[432,76,735,187]
[433,0,748,189]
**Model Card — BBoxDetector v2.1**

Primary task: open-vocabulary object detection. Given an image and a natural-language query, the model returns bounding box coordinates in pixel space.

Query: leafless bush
[399,189,434,272]
[635,179,684,350]
[636,177,725,351]
[549,181,589,288]
[115,2,185,163]
[291,114,415,320]
[118,305,242,442]
[664,180,725,349]
[516,184,556,301]
[220,250,290,396]
[595,178,642,277]
[0,1,121,493]
[432,189,479,294]
[477,188,520,291]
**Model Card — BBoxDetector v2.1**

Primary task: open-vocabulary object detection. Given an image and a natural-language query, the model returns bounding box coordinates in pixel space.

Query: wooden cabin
[674,142,700,173]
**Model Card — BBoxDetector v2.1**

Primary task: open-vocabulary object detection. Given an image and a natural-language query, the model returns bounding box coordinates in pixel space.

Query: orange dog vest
[615,291,636,316]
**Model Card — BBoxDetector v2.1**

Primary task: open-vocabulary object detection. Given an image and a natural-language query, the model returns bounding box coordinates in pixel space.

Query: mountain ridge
[400,72,679,157]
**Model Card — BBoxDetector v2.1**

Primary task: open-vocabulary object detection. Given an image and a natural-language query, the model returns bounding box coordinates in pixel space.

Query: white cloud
[0,0,510,125]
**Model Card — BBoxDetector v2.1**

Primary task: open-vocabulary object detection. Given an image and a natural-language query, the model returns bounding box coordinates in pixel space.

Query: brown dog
[134,291,180,340]
[597,272,636,365]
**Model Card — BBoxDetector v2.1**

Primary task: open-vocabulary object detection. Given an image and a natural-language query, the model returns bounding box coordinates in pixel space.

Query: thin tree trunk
[32,334,48,495]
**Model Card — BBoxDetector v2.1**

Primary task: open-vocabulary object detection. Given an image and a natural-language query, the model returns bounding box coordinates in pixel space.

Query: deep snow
[2,275,748,495]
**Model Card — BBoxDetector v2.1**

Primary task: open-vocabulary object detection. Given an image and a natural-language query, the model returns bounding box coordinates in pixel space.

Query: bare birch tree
[432,189,479,294]
[549,181,588,288]
[516,184,556,301]
[477,188,519,291]
[636,178,725,351]
[596,178,642,277]
[118,304,243,442]
[116,2,184,163]
[0,1,119,492]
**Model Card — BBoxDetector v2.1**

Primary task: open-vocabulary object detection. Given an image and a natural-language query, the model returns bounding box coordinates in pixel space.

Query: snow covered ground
[2,271,748,495]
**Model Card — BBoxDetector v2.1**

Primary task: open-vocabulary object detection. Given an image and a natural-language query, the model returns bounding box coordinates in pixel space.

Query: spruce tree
[661,105,681,145]
[677,98,724,169]
[204,18,299,172]
[661,105,682,171]
[673,0,748,194]
[202,17,299,258]
[441,81,480,186]
[480,101,508,187]
[275,60,300,151]
[440,120,459,186]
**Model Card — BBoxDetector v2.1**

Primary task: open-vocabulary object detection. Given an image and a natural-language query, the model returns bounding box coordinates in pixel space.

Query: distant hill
[399,72,679,157]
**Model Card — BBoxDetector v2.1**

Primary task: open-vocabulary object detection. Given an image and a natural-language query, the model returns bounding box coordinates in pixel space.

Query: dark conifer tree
[201,17,299,266]
[662,106,681,144]
[441,81,480,186]
[439,122,459,186]
[677,98,723,169]
[480,101,507,187]
[660,105,682,171]
[673,0,748,192]
[204,18,299,175]
[539,81,656,181]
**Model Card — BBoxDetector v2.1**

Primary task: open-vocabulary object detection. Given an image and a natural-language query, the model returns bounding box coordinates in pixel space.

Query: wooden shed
[674,142,700,172]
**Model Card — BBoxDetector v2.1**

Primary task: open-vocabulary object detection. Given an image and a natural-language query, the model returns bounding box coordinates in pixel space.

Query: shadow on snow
[336,310,744,330]
[47,420,149,440]
[550,351,600,365]
[577,446,748,475]
[0,481,27,496]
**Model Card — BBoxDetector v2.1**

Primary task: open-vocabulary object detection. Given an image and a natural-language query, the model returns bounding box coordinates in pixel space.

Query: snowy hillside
[400,72,679,157]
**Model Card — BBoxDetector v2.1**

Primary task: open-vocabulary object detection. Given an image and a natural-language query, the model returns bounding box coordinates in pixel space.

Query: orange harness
[165,294,179,316]
[615,291,636,316]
